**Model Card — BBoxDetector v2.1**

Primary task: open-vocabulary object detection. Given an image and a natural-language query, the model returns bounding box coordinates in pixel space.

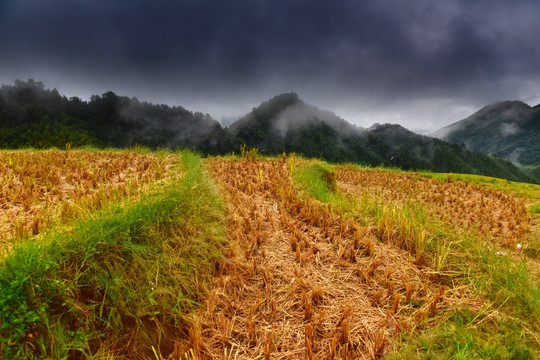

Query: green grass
[0,150,227,359]
[408,235,540,359]
[388,308,535,360]
[292,160,346,205]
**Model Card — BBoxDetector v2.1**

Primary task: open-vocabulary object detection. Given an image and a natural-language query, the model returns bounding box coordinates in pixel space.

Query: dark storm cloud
[1,0,539,130]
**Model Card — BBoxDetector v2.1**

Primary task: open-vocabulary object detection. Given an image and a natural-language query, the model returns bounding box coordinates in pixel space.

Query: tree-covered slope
[224,93,382,164]
[0,79,224,151]
[431,101,540,166]
[226,94,540,184]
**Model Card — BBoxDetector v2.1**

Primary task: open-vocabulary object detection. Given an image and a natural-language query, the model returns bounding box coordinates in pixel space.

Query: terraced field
[177,156,538,359]
[1,151,538,359]
[0,149,173,250]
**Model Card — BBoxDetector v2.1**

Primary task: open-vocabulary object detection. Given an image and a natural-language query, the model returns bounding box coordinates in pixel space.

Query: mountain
[225,94,540,183]
[1,80,539,184]
[431,101,540,165]
[224,93,380,163]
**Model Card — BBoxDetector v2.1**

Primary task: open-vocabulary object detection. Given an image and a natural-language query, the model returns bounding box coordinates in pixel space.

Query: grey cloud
[1,0,539,131]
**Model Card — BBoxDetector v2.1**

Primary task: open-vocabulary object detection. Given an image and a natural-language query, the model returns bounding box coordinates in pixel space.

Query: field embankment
[332,165,540,358]
[0,149,173,252]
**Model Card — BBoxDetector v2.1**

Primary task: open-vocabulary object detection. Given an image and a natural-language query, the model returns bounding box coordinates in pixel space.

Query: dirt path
[179,159,482,359]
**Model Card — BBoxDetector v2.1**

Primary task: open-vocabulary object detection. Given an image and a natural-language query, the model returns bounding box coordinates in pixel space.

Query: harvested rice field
[1,151,539,359]
[336,167,531,246]
[0,149,174,251]
[176,156,539,359]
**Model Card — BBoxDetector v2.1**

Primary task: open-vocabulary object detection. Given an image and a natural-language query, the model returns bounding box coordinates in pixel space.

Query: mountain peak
[472,100,530,117]
[430,100,540,165]
[252,92,301,115]
[432,100,532,139]
[231,92,361,136]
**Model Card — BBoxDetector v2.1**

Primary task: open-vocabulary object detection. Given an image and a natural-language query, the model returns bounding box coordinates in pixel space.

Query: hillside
[226,93,540,184]
[0,79,224,151]
[1,79,540,184]
[431,100,540,165]
[224,93,381,164]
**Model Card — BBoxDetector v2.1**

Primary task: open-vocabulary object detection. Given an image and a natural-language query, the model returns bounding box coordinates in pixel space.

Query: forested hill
[223,93,540,184]
[431,101,540,166]
[1,80,539,184]
[0,79,224,151]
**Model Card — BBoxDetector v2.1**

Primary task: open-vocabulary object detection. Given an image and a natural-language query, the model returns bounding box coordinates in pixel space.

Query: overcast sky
[1,0,539,132]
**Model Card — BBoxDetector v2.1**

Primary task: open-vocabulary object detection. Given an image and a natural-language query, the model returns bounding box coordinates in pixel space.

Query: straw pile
[178,158,483,359]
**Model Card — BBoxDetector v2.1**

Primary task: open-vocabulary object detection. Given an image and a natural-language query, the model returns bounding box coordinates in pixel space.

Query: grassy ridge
[293,159,540,358]
[0,151,227,359]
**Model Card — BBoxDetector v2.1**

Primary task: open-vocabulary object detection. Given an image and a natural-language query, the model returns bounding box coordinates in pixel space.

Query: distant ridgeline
[1,80,539,184]
[0,79,223,151]
[431,100,540,167]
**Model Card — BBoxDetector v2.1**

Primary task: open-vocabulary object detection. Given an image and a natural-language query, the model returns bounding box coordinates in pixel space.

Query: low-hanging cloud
[499,122,521,137]
[118,97,219,148]
[272,101,364,139]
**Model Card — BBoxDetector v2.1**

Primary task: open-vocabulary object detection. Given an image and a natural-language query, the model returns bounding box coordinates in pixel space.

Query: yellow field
[337,167,531,246]
[0,150,174,250]
[2,151,538,358]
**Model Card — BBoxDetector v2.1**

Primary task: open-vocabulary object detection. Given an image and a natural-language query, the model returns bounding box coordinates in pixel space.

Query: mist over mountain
[224,93,377,162]
[224,93,539,184]
[431,101,540,165]
[1,79,539,184]
[0,79,224,151]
